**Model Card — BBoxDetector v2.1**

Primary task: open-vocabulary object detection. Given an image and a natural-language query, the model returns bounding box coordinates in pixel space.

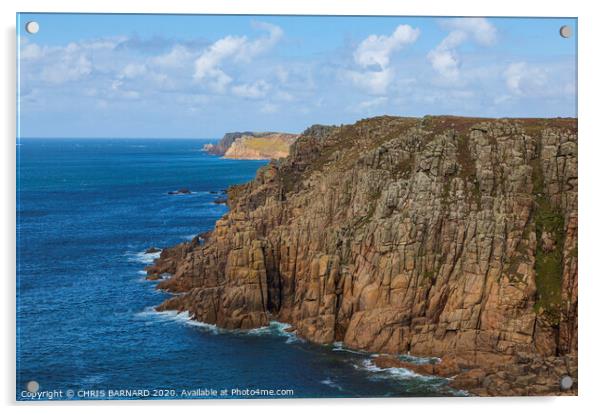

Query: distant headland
[203,131,298,160]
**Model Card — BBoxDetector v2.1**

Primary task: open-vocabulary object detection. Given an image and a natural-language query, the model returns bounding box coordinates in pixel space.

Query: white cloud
[428,18,497,80]
[21,43,44,60]
[231,80,271,99]
[504,62,547,95]
[120,63,147,79]
[193,22,282,92]
[347,24,419,95]
[153,45,194,68]
[442,18,497,46]
[20,37,125,84]
[427,31,466,80]
[110,79,141,100]
[41,53,92,84]
[356,97,388,111]
[346,67,394,95]
[260,102,279,114]
[354,24,420,69]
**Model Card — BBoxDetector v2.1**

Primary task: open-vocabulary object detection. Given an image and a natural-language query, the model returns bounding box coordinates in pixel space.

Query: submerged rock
[213,197,227,205]
[168,188,191,195]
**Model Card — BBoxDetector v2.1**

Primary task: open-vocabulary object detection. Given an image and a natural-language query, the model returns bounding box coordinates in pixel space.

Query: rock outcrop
[203,131,298,159]
[372,353,577,396]
[150,115,578,395]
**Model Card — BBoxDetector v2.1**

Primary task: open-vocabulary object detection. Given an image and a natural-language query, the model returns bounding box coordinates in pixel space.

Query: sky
[17,13,577,138]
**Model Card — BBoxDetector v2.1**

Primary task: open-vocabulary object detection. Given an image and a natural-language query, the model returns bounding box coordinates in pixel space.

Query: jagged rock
[149,115,578,396]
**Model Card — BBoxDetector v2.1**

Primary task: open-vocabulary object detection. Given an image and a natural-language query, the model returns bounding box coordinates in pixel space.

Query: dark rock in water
[213,197,228,205]
[168,188,192,195]
[145,247,161,254]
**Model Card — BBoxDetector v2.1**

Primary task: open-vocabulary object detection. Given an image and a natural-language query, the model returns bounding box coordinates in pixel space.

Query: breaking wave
[127,249,161,265]
[320,378,344,391]
[136,308,304,344]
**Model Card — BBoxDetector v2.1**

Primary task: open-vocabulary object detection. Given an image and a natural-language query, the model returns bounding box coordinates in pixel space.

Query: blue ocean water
[16,138,456,400]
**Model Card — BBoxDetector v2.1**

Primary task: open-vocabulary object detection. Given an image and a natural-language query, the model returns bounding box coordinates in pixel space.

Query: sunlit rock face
[150,115,577,395]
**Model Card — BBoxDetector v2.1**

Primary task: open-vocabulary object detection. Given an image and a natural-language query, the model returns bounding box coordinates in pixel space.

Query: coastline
[146,115,578,397]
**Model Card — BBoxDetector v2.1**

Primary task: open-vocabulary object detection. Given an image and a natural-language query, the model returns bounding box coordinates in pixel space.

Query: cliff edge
[149,115,577,396]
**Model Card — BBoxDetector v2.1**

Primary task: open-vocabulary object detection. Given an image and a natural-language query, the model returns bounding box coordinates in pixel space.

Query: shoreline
[142,297,462,396]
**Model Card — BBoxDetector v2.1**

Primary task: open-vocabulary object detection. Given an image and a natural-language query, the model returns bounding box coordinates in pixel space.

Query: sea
[16,138,459,400]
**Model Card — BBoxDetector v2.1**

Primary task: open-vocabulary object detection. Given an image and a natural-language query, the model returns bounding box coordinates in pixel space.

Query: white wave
[135,307,223,334]
[245,321,304,343]
[135,304,306,343]
[182,234,198,241]
[399,353,441,365]
[160,310,222,333]
[332,341,367,355]
[81,374,106,385]
[320,378,344,391]
[127,249,161,265]
[355,358,423,380]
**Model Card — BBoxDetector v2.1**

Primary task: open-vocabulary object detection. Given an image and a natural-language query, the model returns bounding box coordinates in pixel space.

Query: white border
[2,1,601,413]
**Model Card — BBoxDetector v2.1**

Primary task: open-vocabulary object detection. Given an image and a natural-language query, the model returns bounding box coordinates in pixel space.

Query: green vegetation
[531,158,564,325]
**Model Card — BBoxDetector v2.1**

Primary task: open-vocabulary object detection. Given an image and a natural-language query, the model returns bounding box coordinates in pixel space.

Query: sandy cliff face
[223,133,298,160]
[149,116,577,395]
[203,131,298,159]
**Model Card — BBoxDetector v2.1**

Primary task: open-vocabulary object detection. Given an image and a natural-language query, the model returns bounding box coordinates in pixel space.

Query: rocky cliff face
[203,131,298,159]
[149,116,577,395]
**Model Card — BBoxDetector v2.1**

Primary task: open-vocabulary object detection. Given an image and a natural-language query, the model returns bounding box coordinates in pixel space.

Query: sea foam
[127,249,161,265]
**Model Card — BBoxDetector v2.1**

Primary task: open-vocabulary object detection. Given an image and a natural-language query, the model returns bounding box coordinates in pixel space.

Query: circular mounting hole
[25,21,39,34]
[560,375,573,390]
[559,25,572,39]
[26,380,39,393]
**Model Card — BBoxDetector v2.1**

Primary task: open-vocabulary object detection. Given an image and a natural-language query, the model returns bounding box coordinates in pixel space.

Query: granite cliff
[203,131,298,160]
[149,115,577,396]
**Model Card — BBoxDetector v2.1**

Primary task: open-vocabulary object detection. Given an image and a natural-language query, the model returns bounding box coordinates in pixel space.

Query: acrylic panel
[16,13,577,400]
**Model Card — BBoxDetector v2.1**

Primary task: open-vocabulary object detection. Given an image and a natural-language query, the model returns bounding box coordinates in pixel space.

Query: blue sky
[17,13,577,138]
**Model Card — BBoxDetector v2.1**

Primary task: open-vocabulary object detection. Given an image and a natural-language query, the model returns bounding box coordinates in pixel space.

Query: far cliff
[203,132,298,160]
